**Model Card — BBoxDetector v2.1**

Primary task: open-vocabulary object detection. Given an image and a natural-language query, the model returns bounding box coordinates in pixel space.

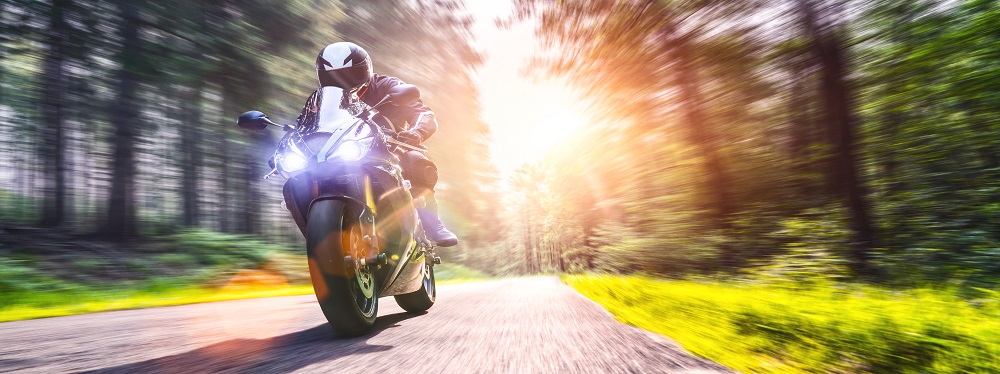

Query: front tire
[394,261,435,313]
[306,199,377,337]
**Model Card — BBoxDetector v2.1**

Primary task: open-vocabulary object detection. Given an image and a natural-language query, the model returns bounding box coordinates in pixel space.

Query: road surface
[0,277,731,373]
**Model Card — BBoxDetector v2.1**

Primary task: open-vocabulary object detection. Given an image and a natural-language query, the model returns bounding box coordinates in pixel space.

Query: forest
[499,2,1000,369]
[0,0,492,243]
[2,0,999,371]
[1,0,998,284]
[476,0,1000,286]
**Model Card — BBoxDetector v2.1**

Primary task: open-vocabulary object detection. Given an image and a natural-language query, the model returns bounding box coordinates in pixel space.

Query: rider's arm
[404,107,438,142]
[370,75,438,142]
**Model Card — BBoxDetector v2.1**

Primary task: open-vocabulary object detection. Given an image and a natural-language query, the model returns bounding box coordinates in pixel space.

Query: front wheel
[394,261,435,312]
[306,199,377,337]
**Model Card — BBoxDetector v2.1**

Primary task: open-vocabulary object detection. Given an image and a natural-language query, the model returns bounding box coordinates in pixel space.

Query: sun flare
[469,3,592,175]
[478,73,591,173]
[527,108,589,151]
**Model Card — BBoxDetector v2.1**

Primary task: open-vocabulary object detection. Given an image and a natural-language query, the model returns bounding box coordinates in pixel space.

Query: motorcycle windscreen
[313,86,370,162]
[317,86,361,133]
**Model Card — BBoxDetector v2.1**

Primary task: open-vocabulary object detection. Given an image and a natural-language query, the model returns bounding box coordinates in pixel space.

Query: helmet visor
[318,63,372,89]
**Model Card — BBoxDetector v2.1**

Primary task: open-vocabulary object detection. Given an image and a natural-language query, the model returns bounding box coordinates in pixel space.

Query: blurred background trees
[1,0,998,286]
[0,0,492,246]
[479,0,1000,284]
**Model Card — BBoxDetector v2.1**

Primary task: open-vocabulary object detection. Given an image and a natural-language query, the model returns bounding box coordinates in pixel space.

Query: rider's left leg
[400,151,459,247]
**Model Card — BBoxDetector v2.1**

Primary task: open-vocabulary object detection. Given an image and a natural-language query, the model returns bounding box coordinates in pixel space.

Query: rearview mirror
[237,111,269,131]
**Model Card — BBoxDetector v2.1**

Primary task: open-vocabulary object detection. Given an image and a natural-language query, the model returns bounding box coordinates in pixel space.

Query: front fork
[346,209,386,270]
[345,174,386,271]
[343,205,439,277]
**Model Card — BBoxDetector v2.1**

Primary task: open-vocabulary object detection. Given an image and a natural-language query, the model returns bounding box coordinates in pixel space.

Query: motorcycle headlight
[330,138,374,161]
[279,152,308,172]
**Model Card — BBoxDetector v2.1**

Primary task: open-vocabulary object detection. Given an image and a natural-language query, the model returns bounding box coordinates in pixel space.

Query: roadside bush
[71,258,108,273]
[0,258,73,307]
[166,229,291,267]
[153,253,199,268]
[592,212,722,275]
[752,206,852,286]
[0,259,53,294]
[0,189,38,224]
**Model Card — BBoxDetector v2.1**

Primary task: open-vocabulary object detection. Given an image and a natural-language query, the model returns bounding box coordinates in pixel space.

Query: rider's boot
[416,194,458,247]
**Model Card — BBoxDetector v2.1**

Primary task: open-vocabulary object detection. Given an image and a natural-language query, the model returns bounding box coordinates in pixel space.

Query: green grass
[0,260,489,323]
[0,284,315,323]
[564,275,1000,373]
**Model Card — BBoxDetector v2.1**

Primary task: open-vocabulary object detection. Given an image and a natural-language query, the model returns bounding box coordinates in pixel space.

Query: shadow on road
[81,312,421,374]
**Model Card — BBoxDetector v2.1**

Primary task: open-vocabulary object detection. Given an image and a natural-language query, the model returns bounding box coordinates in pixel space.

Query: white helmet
[315,42,373,89]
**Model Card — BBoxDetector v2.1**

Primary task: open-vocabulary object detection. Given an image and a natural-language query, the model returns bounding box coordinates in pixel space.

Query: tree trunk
[663,25,735,266]
[39,0,71,228]
[788,52,812,168]
[102,1,141,241]
[798,0,876,276]
[180,84,202,227]
[219,98,232,232]
[522,208,532,274]
[557,243,566,272]
[240,156,260,234]
[671,37,731,219]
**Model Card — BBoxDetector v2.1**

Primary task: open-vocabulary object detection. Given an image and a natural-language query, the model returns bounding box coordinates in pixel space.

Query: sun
[479,74,592,174]
[528,108,589,151]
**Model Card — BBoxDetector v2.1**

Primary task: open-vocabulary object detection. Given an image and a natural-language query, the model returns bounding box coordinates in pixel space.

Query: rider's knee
[401,151,438,190]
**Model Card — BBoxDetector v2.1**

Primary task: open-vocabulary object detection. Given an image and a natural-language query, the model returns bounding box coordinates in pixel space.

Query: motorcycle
[236,84,439,337]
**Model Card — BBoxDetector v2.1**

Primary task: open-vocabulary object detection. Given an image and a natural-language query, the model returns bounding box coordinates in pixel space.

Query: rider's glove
[397,130,423,146]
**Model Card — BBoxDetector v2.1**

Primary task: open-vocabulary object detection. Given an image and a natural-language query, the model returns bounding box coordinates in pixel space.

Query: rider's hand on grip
[396,130,423,146]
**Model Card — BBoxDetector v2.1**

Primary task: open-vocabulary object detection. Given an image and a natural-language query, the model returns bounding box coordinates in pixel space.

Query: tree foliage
[481,0,1000,283]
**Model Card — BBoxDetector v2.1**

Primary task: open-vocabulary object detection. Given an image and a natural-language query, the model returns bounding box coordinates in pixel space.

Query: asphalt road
[0,277,731,373]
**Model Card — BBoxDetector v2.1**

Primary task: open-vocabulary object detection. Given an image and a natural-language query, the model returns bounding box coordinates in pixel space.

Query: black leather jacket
[294,74,438,142]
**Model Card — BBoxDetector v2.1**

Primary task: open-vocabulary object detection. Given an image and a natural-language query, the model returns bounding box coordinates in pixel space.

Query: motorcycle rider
[295,41,458,247]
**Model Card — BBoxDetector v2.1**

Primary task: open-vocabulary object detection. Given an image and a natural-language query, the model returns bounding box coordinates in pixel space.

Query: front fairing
[274,124,397,179]
[271,86,398,179]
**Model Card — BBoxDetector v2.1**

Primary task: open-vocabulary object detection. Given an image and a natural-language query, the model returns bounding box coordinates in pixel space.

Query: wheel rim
[423,263,435,299]
[347,225,376,317]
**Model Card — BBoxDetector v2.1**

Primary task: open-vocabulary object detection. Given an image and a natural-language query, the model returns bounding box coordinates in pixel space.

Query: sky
[465,0,590,175]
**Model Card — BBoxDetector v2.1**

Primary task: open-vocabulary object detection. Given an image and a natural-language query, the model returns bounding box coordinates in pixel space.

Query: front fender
[282,163,376,234]
[282,161,420,296]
